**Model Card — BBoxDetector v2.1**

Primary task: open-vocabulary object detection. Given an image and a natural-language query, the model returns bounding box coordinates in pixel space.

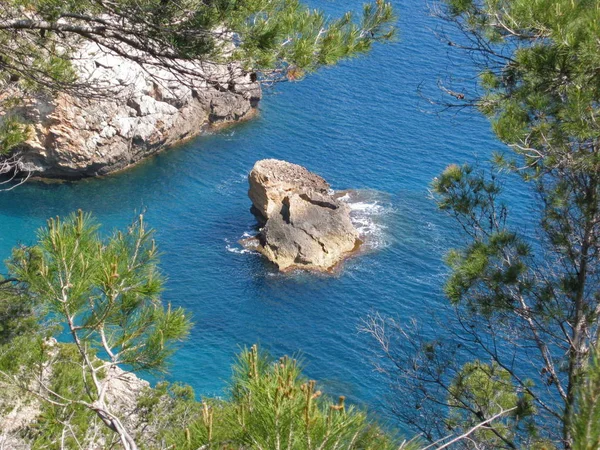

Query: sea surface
[0,0,534,434]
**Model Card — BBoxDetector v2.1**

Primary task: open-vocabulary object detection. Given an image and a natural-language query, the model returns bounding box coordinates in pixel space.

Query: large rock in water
[4,39,261,178]
[244,159,360,272]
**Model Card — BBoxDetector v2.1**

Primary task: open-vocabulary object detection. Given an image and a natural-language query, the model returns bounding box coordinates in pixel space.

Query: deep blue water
[0,0,533,433]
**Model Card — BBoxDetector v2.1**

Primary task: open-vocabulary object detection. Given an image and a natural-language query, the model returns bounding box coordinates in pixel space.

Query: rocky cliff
[5,39,261,178]
[244,159,361,272]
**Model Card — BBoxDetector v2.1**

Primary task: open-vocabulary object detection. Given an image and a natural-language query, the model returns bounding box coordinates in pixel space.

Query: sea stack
[244,159,360,272]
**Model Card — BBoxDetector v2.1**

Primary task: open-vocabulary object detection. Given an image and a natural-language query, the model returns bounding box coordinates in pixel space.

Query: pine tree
[158,345,417,450]
[366,1,600,448]
[572,344,600,450]
[2,211,191,449]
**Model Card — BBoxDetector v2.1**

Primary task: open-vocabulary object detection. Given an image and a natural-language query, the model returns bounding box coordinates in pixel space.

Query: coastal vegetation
[0,0,599,448]
[0,212,412,449]
[365,0,600,448]
[1,209,599,448]
[0,0,395,158]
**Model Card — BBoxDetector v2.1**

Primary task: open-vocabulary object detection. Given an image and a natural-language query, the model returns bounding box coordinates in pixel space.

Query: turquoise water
[0,0,530,430]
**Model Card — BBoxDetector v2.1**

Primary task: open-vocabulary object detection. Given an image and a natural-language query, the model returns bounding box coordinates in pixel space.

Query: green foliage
[160,345,409,450]
[433,163,504,219]
[8,210,192,374]
[0,333,46,377]
[572,345,600,450]
[447,361,537,448]
[0,341,407,448]
[0,281,38,345]
[134,380,203,449]
[433,164,531,314]
[225,0,396,76]
[0,115,31,155]
[443,0,600,172]
[25,344,105,449]
[0,212,191,448]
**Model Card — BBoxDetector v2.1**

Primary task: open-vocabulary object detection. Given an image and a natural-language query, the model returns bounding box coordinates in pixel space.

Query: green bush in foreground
[153,345,410,450]
[0,212,410,449]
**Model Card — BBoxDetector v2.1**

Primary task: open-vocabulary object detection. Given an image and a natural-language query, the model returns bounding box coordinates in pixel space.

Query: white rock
[100,125,117,138]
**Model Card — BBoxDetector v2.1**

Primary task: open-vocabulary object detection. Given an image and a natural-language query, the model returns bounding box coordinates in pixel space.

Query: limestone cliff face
[244,159,361,272]
[8,40,261,178]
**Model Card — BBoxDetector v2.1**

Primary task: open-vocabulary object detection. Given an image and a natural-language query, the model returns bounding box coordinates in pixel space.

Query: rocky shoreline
[4,40,261,179]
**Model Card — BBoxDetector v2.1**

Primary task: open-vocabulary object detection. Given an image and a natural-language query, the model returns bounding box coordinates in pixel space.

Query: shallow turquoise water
[0,0,533,430]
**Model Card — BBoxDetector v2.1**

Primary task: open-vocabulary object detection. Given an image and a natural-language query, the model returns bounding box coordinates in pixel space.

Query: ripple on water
[337,189,396,252]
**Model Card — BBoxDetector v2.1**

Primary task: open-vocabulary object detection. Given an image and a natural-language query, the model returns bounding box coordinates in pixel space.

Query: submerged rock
[4,39,261,179]
[244,159,360,272]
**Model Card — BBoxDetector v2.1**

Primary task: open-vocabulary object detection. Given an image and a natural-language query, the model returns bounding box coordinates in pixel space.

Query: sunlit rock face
[244,159,361,272]
[7,39,261,178]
